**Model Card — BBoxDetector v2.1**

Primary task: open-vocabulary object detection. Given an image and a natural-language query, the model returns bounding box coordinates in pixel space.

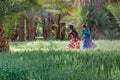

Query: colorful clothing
[83,28,96,49]
[68,29,80,49]
[68,39,80,49]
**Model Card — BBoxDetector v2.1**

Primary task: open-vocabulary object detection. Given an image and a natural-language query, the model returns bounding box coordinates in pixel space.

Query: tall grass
[0,40,120,80]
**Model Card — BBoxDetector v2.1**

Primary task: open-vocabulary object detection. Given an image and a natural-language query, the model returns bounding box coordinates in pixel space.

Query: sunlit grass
[0,40,120,80]
[10,40,120,52]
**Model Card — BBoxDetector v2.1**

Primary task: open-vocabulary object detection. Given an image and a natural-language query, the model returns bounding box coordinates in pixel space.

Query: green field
[0,40,120,80]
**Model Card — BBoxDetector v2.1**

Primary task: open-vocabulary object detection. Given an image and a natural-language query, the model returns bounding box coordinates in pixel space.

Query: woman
[68,25,80,49]
[82,24,96,50]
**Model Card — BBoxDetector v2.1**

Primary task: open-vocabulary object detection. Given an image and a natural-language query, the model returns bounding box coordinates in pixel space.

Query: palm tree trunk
[26,16,36,40]
[72,0,104,8]
[0,24,9,52]
[47,13,53,39]
[42,13,53,40]
[17,13,25,41]
[10,30,18,41]
[56,14,61,40]
[60,23,66,40]
[41,15,47,40]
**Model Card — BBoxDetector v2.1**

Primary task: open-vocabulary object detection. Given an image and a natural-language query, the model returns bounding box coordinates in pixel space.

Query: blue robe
[83,28,96,49]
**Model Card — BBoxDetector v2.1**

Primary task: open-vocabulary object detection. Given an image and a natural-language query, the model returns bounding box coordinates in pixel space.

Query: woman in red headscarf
[68,24,80,49]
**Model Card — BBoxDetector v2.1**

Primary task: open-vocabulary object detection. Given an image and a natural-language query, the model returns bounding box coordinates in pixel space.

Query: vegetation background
[0,0,120,80]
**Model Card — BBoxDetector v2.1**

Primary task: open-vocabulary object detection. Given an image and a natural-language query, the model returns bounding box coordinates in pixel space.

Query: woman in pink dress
[68,25,80,49]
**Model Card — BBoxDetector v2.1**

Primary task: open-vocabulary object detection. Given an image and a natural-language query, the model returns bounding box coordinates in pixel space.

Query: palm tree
[0,0,28,51]
[31,0,77,40]
[63,0,120,39]
[23,1,42,41]
[0,0,14,51]
[71,0,120,8]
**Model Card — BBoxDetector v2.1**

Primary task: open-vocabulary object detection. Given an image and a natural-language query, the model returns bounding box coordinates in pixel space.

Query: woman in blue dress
[82,24,96,50]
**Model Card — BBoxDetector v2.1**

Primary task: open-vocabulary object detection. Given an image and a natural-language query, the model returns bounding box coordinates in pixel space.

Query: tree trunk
[10,30,18,41]
[56,14,61,40]
[60,23,66,40]
[41,15,48,40]
[17,13,25,41]
[26,16,36,40]
[47,13,53,39]
[72,0,104,9]
[0,24,9,52]
[42,13,53,40]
